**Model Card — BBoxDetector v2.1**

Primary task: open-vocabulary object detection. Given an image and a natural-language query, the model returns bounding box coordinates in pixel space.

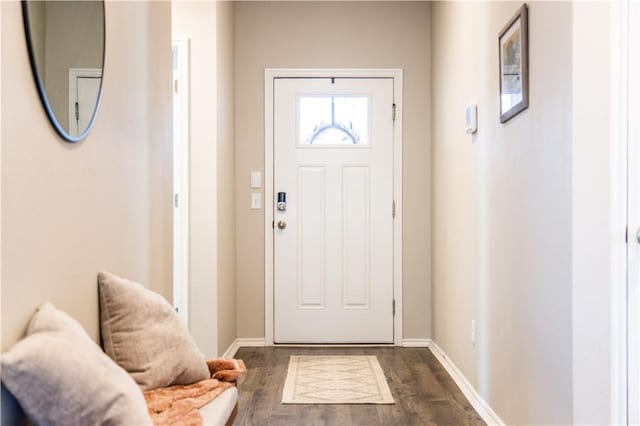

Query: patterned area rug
[281,355,395,404]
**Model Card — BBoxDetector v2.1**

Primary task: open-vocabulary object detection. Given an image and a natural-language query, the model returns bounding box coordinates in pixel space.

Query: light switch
[251,193,261,209]
[250,171,262,188]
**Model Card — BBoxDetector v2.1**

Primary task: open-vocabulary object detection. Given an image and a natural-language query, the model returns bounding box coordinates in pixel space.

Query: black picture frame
[499,4,529,123]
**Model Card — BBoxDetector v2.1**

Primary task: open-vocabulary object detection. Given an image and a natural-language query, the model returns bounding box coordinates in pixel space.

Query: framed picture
[499,4,529,123]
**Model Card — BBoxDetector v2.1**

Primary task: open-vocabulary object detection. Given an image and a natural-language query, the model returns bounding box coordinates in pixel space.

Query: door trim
[625,1,640,422]
[610,3,631,423]
[264,68,403,346]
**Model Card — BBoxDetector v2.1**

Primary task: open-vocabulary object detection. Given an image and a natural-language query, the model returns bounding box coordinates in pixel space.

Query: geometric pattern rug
[281,355,395,404]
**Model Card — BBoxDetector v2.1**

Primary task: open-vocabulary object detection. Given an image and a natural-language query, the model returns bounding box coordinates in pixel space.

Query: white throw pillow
[98,271,210,391]
[1,302,152,426]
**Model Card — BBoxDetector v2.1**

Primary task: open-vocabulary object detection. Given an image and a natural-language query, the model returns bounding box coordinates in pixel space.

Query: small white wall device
[250,171,262,188]
[465,103,478,135]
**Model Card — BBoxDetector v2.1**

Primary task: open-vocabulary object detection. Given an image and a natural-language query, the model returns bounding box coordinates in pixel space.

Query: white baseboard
[402,338,431,347]
[220,338,266,358]
[427,340,505,426]
[221,338,241,359]
[237,338,266,347]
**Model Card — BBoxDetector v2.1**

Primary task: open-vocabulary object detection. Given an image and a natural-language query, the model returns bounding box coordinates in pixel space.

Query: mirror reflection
[23,1,105,142]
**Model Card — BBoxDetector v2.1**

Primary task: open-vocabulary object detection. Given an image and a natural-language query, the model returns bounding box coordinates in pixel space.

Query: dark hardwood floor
[233,346,485,426]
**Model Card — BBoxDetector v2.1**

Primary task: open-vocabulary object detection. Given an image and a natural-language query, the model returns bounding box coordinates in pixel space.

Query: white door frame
[626,1,640,422]
[610,3,628,422]
[172,38,190,326]
[611,2,637,423]
[264,68,403,346]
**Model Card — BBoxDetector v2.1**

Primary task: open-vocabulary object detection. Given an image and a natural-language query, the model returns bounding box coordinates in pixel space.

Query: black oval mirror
[22,1,105,143]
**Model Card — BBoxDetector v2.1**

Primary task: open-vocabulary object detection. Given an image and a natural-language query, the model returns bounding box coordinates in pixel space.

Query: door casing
[609,2,638,423]
[626,1,640,422]
[264,68,404,346]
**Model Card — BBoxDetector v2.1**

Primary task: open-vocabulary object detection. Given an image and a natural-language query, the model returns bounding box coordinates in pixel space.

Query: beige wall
[431,2,573,424]
[1,0,172,350]
[173,1,237,357]
[172,1,218,357]
[572,2,622,424]
[234,1,432,340]
[216,0,237,355]
[0,0,3,363]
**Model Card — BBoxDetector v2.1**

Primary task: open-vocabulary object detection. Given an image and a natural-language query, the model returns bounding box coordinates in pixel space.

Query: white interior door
[628,1,640,422]
[172,39,190,326]
[76,77,101,135]
[68,69,102,137]
[273,77,395,343]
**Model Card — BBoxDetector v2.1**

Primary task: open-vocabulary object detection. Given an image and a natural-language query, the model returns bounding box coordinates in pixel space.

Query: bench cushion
[199,386,238,425]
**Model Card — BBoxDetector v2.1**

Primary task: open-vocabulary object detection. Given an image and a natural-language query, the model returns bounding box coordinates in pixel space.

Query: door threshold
[273,343,395,348]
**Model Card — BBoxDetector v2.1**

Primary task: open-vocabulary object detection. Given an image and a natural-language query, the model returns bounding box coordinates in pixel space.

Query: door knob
[637,228,640,244]
[277,220,287,230]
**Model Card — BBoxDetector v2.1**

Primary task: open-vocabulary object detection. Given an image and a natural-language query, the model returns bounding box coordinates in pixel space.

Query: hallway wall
[234,1,432,341]
[215,1,237,356]
[431,2,573,424]
[572,2,624,423]
[172,1,237,357]
[1,0,173,351]
[173,1,219,357]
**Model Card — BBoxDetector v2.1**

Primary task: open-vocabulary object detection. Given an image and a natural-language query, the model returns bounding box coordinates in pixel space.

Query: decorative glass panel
[299,96,369,145]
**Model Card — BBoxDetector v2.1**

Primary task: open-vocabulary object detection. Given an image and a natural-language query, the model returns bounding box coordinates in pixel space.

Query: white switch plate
[250,171,262,188]
[251,193,261,209]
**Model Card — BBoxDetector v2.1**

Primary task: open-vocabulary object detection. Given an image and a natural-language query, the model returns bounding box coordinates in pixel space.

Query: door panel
[298,166,325,308]
[273,78,394,343]
[343,165,371,308]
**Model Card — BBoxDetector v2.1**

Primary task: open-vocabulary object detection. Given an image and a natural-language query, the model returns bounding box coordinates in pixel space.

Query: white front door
[273,77,395,343]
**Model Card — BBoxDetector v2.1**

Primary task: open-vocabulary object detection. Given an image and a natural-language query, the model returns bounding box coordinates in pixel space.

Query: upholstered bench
[198,386,238,425]
[0,272,243,426]
[0,386,238,426]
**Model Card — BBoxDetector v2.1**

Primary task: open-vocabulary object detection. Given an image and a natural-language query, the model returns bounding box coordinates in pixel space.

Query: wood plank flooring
[233,347,485,426]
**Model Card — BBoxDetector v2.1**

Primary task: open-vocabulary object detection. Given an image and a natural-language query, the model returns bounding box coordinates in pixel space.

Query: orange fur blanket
[144,358,246,426]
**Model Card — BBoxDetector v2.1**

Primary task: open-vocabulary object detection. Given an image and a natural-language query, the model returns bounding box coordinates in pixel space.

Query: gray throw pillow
[1,302,152,426]
[98,271,210,391]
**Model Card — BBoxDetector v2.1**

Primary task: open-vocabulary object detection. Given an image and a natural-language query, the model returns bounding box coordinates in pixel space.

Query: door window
[298,95,369,146]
